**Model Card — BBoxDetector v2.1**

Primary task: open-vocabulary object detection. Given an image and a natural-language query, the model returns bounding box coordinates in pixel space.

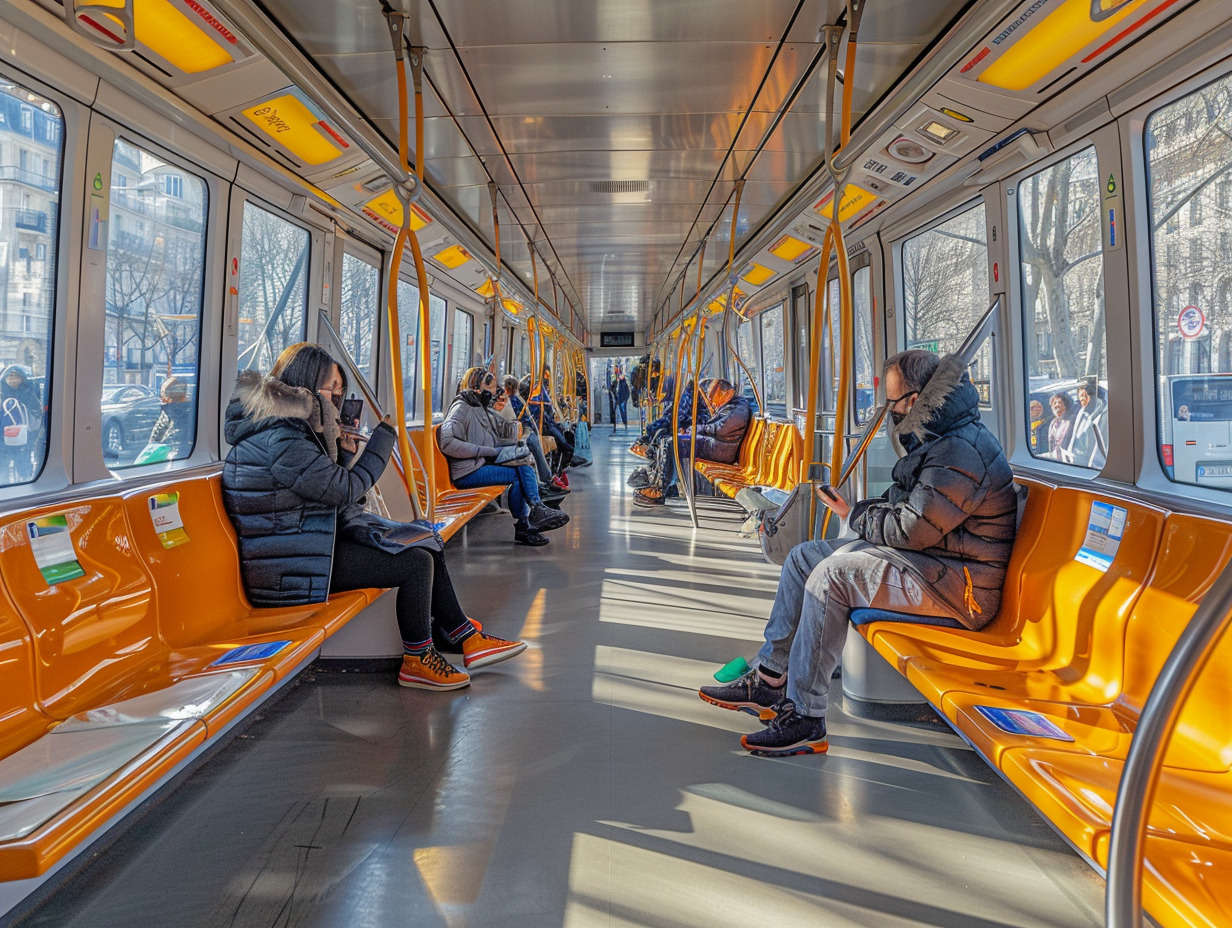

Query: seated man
[527,368,575,478]
[699,350,1017,756]
[635,378,751,507]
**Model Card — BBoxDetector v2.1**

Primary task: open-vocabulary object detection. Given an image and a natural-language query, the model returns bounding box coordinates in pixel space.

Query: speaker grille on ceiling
[589,180,650,194]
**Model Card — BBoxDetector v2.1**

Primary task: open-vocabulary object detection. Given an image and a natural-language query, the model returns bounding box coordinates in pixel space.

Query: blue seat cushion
[849,608,965,629]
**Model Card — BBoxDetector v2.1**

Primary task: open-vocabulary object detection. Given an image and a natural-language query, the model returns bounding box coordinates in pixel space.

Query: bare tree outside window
[103,140,205,467]
[237,204,308,373]
[340,253,378,379]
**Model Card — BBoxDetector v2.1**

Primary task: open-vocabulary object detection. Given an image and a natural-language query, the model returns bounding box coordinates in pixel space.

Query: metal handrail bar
[1105,560,1232,927]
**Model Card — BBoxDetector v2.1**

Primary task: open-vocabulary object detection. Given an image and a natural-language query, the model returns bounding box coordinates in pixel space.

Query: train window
[396,279,448,419]
[237,203,308,372]
[340,252,379,379]
[902,203,990,404]
[0,81,60,486]
[854,266,875,425]
[103,140,205,468]
[735,316,761,406]
[760,302,786,417]
[823,278,840,411]
[1146,73,1232,490]
[449,308,472,394]
[1018,146,1107,468]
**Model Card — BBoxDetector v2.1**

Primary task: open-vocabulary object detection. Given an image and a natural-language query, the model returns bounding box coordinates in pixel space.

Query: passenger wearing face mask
[439,367,569,546]
[698,350,1016,757]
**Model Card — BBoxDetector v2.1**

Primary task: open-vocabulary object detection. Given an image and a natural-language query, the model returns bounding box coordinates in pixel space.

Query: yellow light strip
[135,0,236,73]
[432,244,472,268]
[814,184,878,223]
[977,0,1152,92]
[364,189,431,231]
[243,94,343,165]
[768,234,816,262]
[740,262,776,286]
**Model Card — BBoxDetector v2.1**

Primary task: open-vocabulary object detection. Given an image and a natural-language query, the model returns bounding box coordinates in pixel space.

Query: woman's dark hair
[1049,392,1073,413]
[270,342,345,394]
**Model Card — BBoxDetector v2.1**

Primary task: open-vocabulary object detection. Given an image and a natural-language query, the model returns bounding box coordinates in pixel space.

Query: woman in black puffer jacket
[222,343,524,690]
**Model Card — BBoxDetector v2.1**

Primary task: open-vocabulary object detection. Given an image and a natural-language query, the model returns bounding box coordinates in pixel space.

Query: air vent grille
[590,180,649,194]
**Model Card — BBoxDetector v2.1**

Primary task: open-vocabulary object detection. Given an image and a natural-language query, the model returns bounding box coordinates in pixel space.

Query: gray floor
[13,427,1105,928]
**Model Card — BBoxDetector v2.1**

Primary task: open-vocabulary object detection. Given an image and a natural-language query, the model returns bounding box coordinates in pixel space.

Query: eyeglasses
[887,390,917,406]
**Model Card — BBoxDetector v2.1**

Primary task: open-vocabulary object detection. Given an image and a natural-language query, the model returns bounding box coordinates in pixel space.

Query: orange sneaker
[398,648,470,690]
[462,631,527,669]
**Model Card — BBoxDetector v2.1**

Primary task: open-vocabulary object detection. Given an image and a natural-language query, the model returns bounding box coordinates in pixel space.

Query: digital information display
[600,331,636,348]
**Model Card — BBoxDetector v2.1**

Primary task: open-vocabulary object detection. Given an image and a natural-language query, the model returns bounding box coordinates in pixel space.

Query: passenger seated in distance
[635,377,751,507]
[221,343,524,691]
[528,367,576,479]
[501,374,564,497]
[440,366,569,546]
[699,350,1017,756]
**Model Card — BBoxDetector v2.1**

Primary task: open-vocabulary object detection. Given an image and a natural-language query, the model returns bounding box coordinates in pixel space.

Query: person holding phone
[440,367,568,546]
[699,350,1017,756]
[222,343,525,692]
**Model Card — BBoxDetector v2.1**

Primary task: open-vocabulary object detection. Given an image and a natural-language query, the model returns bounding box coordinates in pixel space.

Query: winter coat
[1067,399,1107,468]
[528,385,559,430]
[613,378,630,405]
[221,370,396,607]
[848,355,1017,629]
[148,400,194,448]
[1047,412,1075,460]
[693,395,752,464]
[1,366,43,433]
[438,391,519,481]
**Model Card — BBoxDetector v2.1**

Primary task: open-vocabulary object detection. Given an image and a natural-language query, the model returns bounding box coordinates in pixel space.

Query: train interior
[0,0,1228,925]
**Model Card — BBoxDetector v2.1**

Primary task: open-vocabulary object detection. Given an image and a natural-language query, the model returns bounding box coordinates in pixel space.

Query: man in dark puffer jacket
[700,350,1017,756]
[634,378,751,506]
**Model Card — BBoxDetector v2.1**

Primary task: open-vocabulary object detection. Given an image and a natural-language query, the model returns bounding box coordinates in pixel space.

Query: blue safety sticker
[975,706,1074,741]
[209,641,292,667]
[1075,501,1127,572]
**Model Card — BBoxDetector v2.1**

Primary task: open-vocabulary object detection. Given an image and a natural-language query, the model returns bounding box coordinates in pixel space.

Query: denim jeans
[658,434,694,490]
[755,539,965,718]
[525,432,552,482]
[454,463,541,520]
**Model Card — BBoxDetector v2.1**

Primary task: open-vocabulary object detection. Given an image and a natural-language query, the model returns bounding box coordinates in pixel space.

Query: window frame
[338,243,383,383]
[74,120,226,482]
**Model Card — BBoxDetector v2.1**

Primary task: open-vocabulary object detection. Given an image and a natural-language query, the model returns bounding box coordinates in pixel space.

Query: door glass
[340,252,379,379]
[1018,147,1107,468]
[0,79,61,485]
[104,140,206,467]
[237,203,308,372]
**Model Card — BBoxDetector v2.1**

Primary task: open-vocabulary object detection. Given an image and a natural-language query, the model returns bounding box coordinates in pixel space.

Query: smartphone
[339,397,363,429]
[816,483,840,502]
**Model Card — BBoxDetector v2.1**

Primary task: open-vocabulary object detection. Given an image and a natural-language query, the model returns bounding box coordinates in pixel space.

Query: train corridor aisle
[14,433,1104,928]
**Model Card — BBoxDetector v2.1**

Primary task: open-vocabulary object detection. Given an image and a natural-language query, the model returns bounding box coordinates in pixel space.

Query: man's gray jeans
[755,539,964,718]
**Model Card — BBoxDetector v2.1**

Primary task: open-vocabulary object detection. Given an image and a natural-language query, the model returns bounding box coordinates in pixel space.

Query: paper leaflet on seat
[149,491,189,548]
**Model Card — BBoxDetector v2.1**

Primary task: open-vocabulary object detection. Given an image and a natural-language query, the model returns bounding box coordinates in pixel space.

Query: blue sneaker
[699,669,784,721]
[741,702,828,756]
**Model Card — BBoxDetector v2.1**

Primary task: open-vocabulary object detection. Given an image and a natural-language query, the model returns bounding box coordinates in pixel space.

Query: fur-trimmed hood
[890,354,980,454]
[224,370,340,456]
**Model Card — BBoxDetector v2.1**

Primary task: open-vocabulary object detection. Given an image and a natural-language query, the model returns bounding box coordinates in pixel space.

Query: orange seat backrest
[120,476,255,647]
[431,425,462,493]
[1010,487,1163,676]
[1120,512,1232,770]
[0,588,53,757]
[982,476,1054,637]
[0,500,166,718]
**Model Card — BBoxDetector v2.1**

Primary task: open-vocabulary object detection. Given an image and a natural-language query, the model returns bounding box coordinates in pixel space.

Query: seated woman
[221,343,524,691]
[440,367,568,546]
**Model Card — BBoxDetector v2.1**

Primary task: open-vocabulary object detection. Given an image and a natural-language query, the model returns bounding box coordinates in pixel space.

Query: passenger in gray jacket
[439,366,569,546]
[700,349,1017,757]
